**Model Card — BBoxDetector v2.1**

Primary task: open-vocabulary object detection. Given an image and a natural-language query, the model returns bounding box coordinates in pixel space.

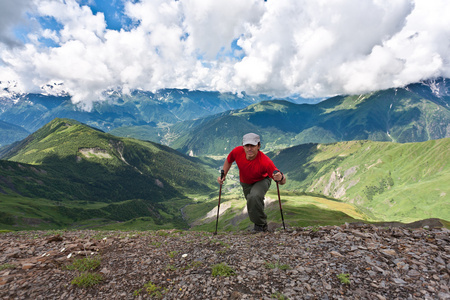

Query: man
[217,133,286,232]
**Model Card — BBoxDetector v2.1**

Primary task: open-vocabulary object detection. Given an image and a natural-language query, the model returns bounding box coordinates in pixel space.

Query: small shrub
[265,262,276,269]
[66,256,101,272]
[211,263,236,277]
[337,273,351,285]
[143,281,167,298]
[271,291,289,300]
[150,241,162,247]
[310,225,320,232]
[71,272,103,288]
[156,230,169,237]
[0,263,16,271]
[168,250,178,258]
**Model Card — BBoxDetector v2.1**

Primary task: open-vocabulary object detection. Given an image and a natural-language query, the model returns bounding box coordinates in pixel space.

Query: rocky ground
[1,222,449,300]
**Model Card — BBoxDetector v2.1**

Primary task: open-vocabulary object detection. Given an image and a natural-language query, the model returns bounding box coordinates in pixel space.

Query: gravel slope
[1,223,449,299]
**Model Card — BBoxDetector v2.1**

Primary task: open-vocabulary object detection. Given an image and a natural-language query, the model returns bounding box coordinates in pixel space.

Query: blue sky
[79,0,130,31]
[0,0,449,109]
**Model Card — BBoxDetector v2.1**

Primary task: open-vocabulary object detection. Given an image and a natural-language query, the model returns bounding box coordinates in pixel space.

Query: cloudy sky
[0,0,449,108]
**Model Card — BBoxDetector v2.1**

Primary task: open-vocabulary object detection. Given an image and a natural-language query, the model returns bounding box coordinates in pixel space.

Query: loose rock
[0,225,449,299]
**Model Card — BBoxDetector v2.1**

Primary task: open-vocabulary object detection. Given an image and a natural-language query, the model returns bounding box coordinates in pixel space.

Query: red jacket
[227,146,279,184]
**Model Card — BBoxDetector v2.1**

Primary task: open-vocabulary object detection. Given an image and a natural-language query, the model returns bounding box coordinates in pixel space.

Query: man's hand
[273,170,286,184]
[217,176,225,185]
[217,169,225,185]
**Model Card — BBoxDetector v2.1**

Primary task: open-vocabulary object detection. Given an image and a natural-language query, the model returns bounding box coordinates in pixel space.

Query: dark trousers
[240,177,271,226]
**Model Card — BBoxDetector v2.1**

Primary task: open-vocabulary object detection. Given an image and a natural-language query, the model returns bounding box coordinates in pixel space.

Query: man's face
[243,144,260,160]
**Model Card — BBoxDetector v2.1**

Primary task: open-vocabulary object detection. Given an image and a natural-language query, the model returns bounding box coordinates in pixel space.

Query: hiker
[217,133,286,232]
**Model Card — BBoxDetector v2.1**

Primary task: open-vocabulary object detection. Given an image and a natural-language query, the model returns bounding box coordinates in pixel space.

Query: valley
[0,80,449,231]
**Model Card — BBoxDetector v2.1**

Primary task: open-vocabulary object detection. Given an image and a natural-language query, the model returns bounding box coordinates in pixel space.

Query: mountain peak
[420,77,450,98]
[1,118,112,164]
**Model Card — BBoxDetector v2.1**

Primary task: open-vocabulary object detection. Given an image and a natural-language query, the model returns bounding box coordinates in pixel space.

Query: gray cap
[243,133,260,145]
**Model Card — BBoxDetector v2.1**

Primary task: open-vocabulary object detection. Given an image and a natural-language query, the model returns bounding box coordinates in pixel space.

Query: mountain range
[0,88,283,147]
[0,118,448,231]
[0,118,216,230]
[169,78,450,156]
[0,78,449,231]
[2,78,448,151]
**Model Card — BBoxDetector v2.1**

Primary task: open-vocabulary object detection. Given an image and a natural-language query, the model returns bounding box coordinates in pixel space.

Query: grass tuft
[65,256,101,272]
[71,272,103,288]
[167,250,178,258]
[265,261,291,270]
[337,273,351,285]
[271,291,289,299]
[143,281,168,298]
[211,262,236,277]
[0,263,16,271]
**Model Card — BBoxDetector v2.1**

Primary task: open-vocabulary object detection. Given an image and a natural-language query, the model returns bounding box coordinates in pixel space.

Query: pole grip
[273,170,281,182]
[220,169,225,180]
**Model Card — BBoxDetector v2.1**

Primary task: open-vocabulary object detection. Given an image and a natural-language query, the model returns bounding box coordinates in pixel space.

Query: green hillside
[109,124,162,142]
[171,115,263,156]
[169,87,450,156]
[270,138,450,223]
[1,118,448,232]
[316,89,450,142]
[0,118,216,230]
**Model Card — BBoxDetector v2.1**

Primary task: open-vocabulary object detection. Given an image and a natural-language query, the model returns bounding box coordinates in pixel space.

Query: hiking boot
[252,224,268,233]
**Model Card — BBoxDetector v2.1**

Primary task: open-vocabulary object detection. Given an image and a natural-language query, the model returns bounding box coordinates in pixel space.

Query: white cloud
[0,0,35,47]
[0,0,449,108]
[180,0,264,59]
[231,0,416,97]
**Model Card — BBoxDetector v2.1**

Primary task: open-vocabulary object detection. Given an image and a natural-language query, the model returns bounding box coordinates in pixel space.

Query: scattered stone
[0,225,448,299]
[330,251,343,257]
[408,269,421,277]
[380,249,397,257]
[21,263,36,270]
[46,235,63,243]
[392,278,407,284]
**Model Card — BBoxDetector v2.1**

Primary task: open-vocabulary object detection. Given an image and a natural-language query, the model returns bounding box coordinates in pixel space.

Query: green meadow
[0,118,448,231]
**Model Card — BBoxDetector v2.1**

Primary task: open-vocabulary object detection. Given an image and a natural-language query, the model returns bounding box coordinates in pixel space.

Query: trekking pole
[213,170,225,235]
[273,171,286,231]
